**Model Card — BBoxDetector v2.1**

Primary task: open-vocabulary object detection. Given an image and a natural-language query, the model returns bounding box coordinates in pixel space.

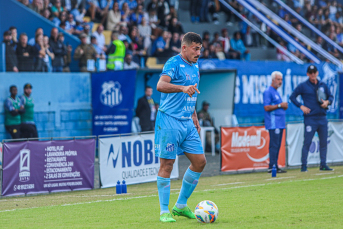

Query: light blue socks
[175,168,201,209]
[157,176,171,215]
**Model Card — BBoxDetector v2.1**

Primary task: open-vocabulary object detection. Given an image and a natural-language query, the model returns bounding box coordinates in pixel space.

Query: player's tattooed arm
[157,75,200,97]
[192,110,201,134]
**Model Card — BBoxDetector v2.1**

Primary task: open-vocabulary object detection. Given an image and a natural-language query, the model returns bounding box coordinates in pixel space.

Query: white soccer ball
[194,200,218,223]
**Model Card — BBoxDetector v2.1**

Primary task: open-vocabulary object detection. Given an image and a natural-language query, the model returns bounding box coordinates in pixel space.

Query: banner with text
[92,70,136,135]
[199,60,339,117]
[1,139,95,196]
[287,122,343,166]
[99,134,179,187]
[221,126,286,172]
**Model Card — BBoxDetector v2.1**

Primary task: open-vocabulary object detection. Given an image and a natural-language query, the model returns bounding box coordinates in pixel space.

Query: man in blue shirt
[290,65,334,172]
[155,32,205,222]
[263,71,288,173]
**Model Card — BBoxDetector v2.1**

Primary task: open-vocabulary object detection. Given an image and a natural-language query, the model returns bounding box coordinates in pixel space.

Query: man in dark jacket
[3,30,18,72]
[136,86,156,132]
[16,33,35,72]
[49,28,67,72]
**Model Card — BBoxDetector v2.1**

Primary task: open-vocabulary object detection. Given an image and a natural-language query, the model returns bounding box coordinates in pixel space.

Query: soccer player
[155,32,206,222]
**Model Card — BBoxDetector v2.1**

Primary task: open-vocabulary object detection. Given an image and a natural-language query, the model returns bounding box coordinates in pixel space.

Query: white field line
[315,172,335,175]
[1,175,343,213]
[265,176,295,181]
[212,182,245,186]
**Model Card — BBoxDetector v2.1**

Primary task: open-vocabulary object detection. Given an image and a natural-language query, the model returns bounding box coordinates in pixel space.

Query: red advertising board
[221,126,286,172]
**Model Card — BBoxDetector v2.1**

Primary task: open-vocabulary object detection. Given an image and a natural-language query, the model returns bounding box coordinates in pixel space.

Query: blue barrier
[0,73,91,140]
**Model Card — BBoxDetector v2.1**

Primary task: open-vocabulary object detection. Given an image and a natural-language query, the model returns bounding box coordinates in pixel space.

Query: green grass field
[1,166,343,228]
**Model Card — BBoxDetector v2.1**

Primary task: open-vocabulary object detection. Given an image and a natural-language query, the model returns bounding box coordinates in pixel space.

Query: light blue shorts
[154,111,204,159]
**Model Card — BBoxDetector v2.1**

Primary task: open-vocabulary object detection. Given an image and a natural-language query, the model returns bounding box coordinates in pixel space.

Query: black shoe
[301,165,308,172]
[320,165,334,171]
[267,169,272,173]
[277,169,287,173]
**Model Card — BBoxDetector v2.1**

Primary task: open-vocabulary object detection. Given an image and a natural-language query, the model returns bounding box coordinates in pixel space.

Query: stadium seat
[103,30,112,45]
[146,57,164,69]
[92,23,100,32]
[83,16,91,22]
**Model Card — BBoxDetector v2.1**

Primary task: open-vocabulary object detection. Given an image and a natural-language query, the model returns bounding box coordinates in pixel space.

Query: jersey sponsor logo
[180,64,185,67]
[185,97,197,102]
[100,81,123,107]
[185,73,191,81]
[166,143,175,152]
[195,64,199,68]
[192,74,197,78]
[275,95,279,100]
[182,106,195,112]
[19,149,30,182]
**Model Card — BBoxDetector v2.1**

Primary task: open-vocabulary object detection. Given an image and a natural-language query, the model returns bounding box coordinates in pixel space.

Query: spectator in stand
[20,83,39,139]
[106,31,126,70]
[74,33,98,72]
[119,25,132,43]
[167,17,184,34]
[49,28,67,72]
[33,34,48,72]
[61,0,73,11]
[29,0,44,13]
[43,0,52,11]
[130,4,145,26]
[121,2,131,24]
[157,0,169,27]
[21,0,30,8]
[3,31,18,72]
[83,24,92,44]
[208,44,217,59]
[86,0,111,24]
[147,0,158,13]
[276,40,291,62]
[200,48,210,59]
[190,0,200,23]
[219,28,240,59]
[9,26,18,48]
[107,2,122,30]
[4,85,25,139]
[168,32,181,56]
[329,0,338,20]
[28,28,44,46]
[51,0,64,18]
[92,24,106,52]
[42,8,52,21]
[202,31,210,43]
[336,26,343,47]
[124,53,140,69]
[16,33,35,72]
[312,8,324,32]
[138,17,152,51]
[151,30,173,57]
[70,1,86,23]
[128,0,138,10]
[332,12,343,27]
[148,9,159,28]
[43,35,55,72]
[313,36,325,61]
[91,35,106,59]
[230,31,250,61]
[58,33,72,72]
[324,33,340,58]
[211,32,221,47]
[199,0,210,22]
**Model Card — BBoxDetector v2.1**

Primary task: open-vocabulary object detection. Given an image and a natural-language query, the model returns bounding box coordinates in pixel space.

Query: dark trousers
[268,129,284,169]
[141,121,155,132]
[5,125,21,139]
[302,116,328,167]
[190,0,201,17]
[21,123,39,139]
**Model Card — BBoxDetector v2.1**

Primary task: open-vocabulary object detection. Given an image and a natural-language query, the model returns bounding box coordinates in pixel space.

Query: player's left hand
[193,118,201,134]
[321,99,329,109]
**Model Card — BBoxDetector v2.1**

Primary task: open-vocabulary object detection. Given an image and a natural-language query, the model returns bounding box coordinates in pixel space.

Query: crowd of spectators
[2,0,186,72]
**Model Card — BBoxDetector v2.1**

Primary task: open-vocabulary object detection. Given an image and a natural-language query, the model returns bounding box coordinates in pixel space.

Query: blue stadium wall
[0,73,92,140]
[0,0,80,72]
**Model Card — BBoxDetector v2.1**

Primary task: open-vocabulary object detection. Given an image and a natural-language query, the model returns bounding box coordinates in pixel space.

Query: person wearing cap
[106,31,125,70]
[3,30,18,72]
[4,86,25,139]
[263,71,288,173]
[20,84,38,139]
[73,33,98,72]
[290,65,334,172]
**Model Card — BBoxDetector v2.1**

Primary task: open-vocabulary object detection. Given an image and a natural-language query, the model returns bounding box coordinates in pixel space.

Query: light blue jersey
[159,54,200,120]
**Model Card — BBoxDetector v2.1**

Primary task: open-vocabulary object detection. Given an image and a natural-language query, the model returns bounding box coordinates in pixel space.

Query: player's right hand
[300,105,311,115]
[182,84,200,97]
[281,102,288,110]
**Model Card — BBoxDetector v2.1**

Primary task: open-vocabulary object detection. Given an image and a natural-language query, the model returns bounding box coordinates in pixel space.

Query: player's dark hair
[182,32,202,46]
[145,86,152,90]
[9,85,17,92]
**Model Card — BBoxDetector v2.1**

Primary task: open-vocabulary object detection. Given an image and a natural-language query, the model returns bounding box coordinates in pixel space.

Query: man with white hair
[263,71,288,173]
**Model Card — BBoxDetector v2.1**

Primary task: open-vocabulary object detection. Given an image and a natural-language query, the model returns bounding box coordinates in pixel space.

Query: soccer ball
[194,200,218,223]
